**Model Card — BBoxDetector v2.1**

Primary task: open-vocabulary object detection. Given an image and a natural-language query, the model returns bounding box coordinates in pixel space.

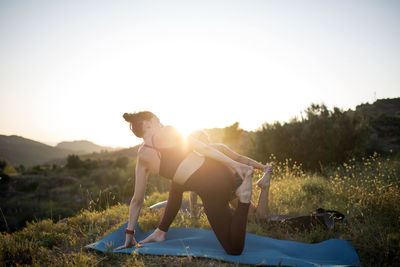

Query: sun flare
[169,121,202,138]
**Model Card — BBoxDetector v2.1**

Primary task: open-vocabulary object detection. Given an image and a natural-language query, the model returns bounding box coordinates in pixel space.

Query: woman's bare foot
[257,165,272,189]
[257,172,271,189]
[139,228,166,244]
[235,166,254,203]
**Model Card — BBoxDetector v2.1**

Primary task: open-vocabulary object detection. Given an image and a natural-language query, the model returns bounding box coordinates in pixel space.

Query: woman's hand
[114,233,138,251]
[139,228,166,244]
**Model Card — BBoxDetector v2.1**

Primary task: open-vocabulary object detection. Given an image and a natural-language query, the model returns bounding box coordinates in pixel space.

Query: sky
[0,0,399,148]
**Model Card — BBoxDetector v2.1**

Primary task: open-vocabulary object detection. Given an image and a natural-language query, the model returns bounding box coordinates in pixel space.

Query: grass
[1,154,399,266]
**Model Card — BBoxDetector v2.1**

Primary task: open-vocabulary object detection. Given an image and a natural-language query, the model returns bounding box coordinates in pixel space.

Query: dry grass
[1,154,399,266]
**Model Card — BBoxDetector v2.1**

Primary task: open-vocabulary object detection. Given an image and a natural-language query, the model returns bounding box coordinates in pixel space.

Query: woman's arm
[187,136,252,179]
[211,143,267,171]
[115,154,149,250]
[155,127,251,179]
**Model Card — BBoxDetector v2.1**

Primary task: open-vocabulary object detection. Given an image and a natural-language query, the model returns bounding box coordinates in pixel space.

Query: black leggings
[158,158,250,255]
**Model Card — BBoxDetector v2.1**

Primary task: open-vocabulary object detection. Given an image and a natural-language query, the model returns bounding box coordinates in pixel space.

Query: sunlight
[172,121,201,138]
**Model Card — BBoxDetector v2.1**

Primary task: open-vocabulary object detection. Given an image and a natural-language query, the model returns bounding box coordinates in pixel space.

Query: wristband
[125,229,135,235]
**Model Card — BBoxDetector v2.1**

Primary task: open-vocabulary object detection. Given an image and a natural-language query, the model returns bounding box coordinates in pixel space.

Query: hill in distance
[0,135,73,167]
[0,135,126,167]
[56,140,118,154]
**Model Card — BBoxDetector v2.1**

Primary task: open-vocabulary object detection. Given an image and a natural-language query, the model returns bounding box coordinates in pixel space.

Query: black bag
[266,208,347,231]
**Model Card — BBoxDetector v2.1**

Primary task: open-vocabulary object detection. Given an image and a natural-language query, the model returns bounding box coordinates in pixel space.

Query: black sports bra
[142,130,191,180]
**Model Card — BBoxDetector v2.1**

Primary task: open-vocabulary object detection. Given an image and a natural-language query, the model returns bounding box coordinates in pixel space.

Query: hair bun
[123,111,155,138]
[123,113,134,122]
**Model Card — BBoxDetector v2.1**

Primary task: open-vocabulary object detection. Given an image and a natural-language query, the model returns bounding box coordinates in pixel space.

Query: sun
[173,123,201,138]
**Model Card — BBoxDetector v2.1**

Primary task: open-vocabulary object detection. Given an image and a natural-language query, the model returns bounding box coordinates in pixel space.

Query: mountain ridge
[0,135,127,167]
[56,140,118,154]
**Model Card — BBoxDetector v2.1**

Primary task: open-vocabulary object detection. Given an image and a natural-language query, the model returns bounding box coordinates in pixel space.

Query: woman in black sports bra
[115,111,261,255]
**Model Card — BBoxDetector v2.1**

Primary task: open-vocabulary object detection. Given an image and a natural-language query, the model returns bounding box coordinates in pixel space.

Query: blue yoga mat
[87,223,360,266]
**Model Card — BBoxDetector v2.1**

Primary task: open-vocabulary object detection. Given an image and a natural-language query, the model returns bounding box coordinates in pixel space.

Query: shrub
[66,155,83,169]
[115,156,129,169]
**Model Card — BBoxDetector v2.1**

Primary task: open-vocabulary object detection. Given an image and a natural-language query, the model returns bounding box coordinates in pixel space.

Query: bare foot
[235,166,253,203]
[257,165,272,189]
[257,172,271,189]
[139,228,166,244]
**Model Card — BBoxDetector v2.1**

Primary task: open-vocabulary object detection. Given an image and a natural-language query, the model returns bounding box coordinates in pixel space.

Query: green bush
[66,155,83,169]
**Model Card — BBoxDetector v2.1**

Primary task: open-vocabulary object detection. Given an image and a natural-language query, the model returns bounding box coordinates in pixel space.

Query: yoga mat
[87,223,361,266]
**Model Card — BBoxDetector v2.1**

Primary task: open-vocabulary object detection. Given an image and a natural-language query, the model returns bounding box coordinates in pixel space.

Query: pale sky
[0,0,399,147]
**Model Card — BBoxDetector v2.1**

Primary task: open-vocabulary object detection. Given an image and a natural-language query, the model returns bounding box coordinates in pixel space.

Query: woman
[184,130,272,219]
[115,111,259,255]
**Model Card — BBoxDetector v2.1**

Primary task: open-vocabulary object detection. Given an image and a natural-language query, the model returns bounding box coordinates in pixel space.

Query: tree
[115,157,129,169]
[223,122,243,149]
[249,103,375,171]
[66,155,83,169]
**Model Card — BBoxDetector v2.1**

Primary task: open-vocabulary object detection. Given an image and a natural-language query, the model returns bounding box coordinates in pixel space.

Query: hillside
[0,135,73,167]
[355,98,400,152]
[56,140,118,154]
[0,135,131,167]
[355,97,400,117]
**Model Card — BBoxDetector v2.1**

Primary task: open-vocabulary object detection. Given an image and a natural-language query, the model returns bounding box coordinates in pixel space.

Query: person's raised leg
[255,184,270,219]
[255,170,272,219]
